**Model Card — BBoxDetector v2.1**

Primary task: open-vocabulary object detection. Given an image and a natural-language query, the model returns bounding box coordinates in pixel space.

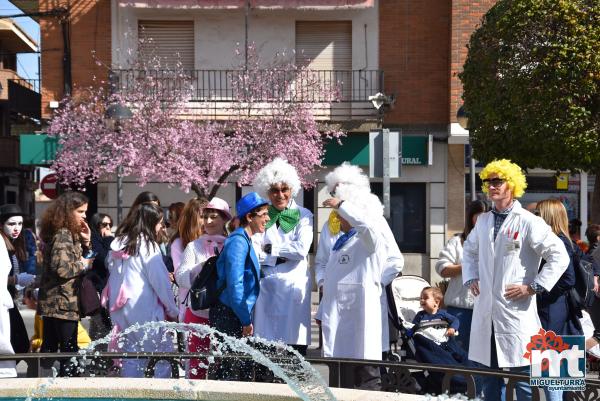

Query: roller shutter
[138,20,195,70]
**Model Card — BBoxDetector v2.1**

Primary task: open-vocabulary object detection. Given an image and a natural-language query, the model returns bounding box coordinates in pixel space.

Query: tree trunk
[191,183,208,200]
[208,165,239,200]
[591,173,600,224]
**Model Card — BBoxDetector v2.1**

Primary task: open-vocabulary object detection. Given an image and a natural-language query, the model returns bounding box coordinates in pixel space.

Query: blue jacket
[216,227,260,326]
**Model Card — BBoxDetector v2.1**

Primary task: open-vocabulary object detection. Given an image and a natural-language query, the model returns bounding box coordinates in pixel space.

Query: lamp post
[105,103,132,225]
[457,105,477,202]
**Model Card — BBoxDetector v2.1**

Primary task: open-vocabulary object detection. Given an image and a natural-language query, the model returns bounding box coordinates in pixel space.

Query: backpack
[185,248,224,311]
[570,243,596,311]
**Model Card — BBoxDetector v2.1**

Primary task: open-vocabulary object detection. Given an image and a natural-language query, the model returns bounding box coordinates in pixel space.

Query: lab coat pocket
[336,283,363,312]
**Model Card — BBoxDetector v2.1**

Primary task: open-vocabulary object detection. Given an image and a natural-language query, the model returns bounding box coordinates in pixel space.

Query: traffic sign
[40,173,59,199]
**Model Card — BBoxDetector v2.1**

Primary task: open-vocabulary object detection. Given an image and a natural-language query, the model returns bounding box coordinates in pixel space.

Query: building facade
[0,17,40,214]
[33,0,511,280]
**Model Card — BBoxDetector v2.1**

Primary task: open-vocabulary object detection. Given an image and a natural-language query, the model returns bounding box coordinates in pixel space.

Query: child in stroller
[409,286,477,394]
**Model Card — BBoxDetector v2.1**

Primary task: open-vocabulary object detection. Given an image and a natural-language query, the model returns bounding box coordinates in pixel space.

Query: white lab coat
[462,200,569,367]
[0,238,16,378]
[104,237,179,377]
[319,201,394,360]
[315,212,403,353]
[252,200,313,345]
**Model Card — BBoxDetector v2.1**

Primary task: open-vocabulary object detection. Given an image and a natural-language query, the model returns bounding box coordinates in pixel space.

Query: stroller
[386,275,475,395]
[386,274,431,361]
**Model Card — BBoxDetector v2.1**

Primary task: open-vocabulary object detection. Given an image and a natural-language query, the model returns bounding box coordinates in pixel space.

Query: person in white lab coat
[462,159,569,401]
[104,203,179,378]
[252,158,313,355]
[0,237,16,378]
[318,187,398,390]
[315,163,403,358]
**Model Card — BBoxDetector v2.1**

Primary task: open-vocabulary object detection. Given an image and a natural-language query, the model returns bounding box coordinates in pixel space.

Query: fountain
[0,321,426,401]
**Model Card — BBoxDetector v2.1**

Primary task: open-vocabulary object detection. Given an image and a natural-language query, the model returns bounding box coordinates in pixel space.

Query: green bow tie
[266,205,300,233]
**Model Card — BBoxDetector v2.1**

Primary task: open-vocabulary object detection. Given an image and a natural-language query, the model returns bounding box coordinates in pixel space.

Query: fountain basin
[0,378,425,401]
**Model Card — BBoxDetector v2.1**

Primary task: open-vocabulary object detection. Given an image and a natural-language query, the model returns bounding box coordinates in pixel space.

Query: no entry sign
[40,173,58,199]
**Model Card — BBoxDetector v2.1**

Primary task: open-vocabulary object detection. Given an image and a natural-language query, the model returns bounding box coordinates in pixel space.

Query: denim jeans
[482,334,532,401]
[445,306,473,354]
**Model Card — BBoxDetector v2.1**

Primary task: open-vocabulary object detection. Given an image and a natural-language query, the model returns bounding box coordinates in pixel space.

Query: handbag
[78,272,102,317]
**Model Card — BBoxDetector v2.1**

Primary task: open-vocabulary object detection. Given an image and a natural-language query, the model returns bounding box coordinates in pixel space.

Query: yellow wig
[480,159,527,198]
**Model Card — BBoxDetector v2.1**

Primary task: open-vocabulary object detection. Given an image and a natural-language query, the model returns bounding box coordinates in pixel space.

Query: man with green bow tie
[251,158,314,358]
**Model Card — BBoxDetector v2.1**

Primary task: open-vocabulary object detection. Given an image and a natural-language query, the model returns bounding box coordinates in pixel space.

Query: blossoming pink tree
[48,46,344,199]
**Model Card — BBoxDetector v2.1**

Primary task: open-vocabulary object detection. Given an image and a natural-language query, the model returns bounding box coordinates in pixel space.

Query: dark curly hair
[39,192,89,244]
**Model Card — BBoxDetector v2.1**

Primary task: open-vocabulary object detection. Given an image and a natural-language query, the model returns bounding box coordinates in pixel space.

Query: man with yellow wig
[462,159,569,401]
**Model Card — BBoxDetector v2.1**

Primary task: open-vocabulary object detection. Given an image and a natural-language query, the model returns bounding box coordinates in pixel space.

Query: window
[138,20,195,70]
[371,183,427,253]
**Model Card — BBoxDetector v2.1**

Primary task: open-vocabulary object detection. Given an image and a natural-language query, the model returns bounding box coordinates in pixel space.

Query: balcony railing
[109,69,384,121]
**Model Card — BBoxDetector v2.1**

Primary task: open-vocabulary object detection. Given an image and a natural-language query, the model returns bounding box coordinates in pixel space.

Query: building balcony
[7,78,41,121]
[110,69,384,121]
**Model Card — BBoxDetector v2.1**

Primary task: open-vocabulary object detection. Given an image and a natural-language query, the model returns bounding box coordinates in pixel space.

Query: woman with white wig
[251,158,314,356]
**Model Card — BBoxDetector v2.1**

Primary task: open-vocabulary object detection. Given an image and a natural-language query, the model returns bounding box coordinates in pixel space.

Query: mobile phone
[83,250,97,259]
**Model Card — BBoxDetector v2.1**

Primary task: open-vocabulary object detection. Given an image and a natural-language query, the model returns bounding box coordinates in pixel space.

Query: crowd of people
[1,157,600,399]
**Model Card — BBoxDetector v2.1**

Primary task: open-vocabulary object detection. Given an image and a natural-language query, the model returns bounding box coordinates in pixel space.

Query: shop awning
[324,134,431,166]
[119,0,374,10]
[20,134,59,165]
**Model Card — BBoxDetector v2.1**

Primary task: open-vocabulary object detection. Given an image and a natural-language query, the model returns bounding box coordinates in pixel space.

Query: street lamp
[105,103,132,225]
[457,105,477,202]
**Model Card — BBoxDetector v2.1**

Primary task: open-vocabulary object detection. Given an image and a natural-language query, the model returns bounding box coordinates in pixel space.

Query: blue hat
[236,192,269,219]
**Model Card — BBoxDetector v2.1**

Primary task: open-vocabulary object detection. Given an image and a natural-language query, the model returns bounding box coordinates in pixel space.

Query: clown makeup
[3,216,23,239]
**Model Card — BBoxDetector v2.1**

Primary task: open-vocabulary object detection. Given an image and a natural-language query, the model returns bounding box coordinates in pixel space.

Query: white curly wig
[253,158,301,199]
[325,163,370,195]
[336,183,383,217]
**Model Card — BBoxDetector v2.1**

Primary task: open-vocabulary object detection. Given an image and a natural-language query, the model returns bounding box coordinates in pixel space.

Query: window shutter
[138,20,195,70]
[295,21,352,70]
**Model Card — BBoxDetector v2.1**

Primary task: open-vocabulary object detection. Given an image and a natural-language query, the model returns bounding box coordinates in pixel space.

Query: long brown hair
[39,192,89,244]
[537,199,571,241]
[461,200,490,243]
[115,202,164,256]
[175,198,208,248]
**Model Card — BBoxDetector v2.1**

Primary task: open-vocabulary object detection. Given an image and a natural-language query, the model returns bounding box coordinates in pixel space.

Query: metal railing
[2,352,599,401]
[9,78,41,94]
[110,69,384,103]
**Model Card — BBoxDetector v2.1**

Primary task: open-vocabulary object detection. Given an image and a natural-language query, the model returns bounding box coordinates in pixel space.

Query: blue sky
[1,0,40,80]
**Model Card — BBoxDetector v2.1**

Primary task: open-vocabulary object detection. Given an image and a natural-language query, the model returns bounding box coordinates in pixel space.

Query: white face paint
[3,216,23,239]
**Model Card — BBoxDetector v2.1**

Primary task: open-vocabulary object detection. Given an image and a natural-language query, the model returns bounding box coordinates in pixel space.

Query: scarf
[328,211,341,235]
[332,228,357,251]
[266,205,300,234]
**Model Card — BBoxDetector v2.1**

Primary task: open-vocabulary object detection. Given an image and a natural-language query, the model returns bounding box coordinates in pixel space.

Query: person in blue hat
[210,191,269,381]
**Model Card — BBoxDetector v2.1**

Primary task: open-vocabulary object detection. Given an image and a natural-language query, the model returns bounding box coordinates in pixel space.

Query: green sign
[323,134,430,166]
[20,134,59,165]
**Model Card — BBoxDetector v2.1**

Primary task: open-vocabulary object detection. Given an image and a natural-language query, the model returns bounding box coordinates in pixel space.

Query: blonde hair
[480,159,527,198]
[537,199,570,241]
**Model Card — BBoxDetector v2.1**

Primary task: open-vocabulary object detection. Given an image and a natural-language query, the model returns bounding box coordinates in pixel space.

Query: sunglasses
[100,222,112,228]
[482,178,506,188]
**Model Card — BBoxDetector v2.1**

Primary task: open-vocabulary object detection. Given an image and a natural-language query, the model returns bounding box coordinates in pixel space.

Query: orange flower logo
[524,328,570,371]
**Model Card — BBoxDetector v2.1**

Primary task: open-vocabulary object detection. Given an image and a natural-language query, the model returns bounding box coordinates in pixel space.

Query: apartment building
[27,0,502,280]
[0,17,40,213]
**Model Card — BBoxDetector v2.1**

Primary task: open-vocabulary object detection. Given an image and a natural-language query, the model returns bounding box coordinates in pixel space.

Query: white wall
[112,2,379,70]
